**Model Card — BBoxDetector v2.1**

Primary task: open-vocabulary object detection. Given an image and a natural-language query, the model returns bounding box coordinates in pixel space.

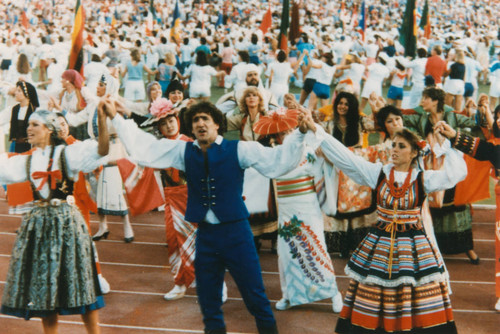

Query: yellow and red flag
[69,0,85,76]
[170,0,182,43]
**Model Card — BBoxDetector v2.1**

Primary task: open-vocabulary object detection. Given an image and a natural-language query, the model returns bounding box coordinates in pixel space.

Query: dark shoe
[92,230,110,241]
[257,323,278,334]
[254,237,262,252]
[124,236,134,243]
[339,250,349,259]
[466,250,480,265]
[271,239,277,254]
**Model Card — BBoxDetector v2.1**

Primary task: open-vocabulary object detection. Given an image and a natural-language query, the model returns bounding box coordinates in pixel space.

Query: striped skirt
[335,280,457,333]
[335,223,457,333]
[345,223,448,287]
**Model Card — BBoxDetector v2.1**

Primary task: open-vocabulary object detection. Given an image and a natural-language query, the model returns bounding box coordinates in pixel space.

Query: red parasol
[253,108,299,135]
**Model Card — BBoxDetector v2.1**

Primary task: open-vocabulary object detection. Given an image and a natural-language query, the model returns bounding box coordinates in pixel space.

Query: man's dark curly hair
[184,101,226,136]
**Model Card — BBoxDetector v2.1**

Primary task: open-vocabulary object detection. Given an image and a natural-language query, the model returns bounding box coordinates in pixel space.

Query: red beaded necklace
[388,167,413,198]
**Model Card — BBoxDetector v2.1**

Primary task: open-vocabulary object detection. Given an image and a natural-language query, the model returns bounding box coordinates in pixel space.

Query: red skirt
[164,185,197,287]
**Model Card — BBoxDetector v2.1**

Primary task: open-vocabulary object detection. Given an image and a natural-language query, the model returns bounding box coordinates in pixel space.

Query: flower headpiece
[150,98,175,120]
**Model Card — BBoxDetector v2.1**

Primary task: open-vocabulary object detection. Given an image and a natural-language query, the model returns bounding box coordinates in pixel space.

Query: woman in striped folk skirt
[310,124,464,333]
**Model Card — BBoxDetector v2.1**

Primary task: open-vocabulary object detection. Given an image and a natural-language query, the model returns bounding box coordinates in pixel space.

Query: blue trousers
[195,220,277,333]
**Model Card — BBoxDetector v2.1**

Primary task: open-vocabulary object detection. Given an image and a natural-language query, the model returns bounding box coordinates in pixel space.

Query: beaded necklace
[388,167,412,198]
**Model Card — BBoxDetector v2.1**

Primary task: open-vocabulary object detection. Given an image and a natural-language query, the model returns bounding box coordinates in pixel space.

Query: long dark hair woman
[10,81,39,153]
[332,91,361,147]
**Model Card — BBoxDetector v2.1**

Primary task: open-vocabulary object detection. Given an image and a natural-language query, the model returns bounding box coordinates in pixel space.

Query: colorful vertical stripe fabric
[336,280,457,333]
[69,0,85,74]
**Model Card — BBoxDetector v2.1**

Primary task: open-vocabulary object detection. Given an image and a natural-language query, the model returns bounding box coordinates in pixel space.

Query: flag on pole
[116,159,165,216]
[200,0,205,30]
[259,6,272,35]
[149,0,157,21]
[145,9,153,36]
[356,1,366,41]
[21,8,30,30]
[289,1,300,43]
[68,0,85,75]
[170,0,181,43]
[339,0,346,31]
[278,0,290,51]
[349,5,358,31]
[111,6,118,28]
[399,0,417,58]
[419,0,431,39]
[215,11,223,28]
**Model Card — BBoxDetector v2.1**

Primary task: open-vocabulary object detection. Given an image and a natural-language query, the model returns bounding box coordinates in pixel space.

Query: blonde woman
[227,87,278,252]
[157,52,179,94]
[121,48,156,102]
[227,87,267,141]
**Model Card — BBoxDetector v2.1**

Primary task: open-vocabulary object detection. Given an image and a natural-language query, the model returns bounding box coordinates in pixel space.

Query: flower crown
[150,98,175,119]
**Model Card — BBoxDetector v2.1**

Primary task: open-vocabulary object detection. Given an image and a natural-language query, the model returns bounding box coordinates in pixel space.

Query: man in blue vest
[102,100,317,334]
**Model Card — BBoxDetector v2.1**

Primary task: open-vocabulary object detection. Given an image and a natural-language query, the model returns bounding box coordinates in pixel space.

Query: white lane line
[100,261,170,269]
[1,232,495,246]
[0,252,496,268]
[94,240,167,246]
[453,309,498,314]
[0,234,167,246]
[0,315,251,333]
[2,288,495,316]
[0,214,165,228]
[0,212,494,230]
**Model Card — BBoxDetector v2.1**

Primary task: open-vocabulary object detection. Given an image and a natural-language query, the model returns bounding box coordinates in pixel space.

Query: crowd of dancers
[0,0,499,333]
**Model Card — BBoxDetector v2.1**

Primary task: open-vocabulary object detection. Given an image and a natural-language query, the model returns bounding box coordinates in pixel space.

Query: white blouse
[0,141,108,199]
[309,126,467,194]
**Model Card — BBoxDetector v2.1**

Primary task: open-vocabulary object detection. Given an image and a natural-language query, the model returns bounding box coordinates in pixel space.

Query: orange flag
[259,7,272,34]
[454,154,491,205]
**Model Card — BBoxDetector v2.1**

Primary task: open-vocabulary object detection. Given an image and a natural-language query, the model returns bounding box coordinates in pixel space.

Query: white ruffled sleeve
[0,153,29,184]
[111,114,186,170]
[64,141,109,177]
[423,139,467,193]
[237,129,306,178]
[308,126,383,189]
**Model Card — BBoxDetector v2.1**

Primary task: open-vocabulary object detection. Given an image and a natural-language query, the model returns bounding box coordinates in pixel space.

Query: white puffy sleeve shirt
[308,126,467,193]
[0,141,108,199]
[110,114,311,179]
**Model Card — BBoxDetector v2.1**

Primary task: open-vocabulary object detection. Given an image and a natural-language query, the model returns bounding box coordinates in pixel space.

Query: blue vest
[184,139,249,223]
